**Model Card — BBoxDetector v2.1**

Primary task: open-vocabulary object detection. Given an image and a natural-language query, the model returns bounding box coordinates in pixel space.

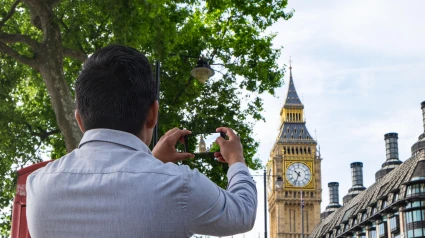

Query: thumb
[174,153,195,162]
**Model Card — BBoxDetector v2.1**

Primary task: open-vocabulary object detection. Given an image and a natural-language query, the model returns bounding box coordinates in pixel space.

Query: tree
[0,0,292,235]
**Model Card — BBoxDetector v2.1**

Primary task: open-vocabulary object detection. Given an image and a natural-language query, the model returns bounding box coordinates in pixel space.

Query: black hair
[75,44,156,136]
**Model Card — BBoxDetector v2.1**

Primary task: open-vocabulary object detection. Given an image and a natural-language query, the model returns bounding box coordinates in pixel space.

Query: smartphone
[184,132,226,153]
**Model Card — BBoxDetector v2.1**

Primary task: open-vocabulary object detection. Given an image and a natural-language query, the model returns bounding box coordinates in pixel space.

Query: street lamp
[190,57,215,84]
[152,56,215,146]
[263,170,284,238]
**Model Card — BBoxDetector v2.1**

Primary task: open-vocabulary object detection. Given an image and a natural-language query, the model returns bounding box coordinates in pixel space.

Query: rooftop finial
[289,56,292,70]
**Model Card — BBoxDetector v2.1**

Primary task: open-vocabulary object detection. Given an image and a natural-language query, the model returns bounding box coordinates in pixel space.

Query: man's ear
[145,100,159,129]
[75,110,85,133]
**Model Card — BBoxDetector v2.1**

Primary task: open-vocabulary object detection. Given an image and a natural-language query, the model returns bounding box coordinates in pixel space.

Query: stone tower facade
[267,65,322,238]
[199,135,206,152]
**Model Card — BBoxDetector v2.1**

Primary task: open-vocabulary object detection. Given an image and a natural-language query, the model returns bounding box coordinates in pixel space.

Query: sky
[225,1,425,237]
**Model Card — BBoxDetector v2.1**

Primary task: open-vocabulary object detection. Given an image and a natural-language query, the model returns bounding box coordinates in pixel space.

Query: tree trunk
[38,56,82,152]
[24,0,83,152]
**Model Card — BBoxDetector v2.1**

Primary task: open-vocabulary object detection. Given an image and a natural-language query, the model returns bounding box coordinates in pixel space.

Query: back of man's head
[75,44,156,136]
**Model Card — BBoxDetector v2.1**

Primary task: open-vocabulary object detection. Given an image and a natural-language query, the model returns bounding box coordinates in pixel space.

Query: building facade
[309,101,425,238]
[267,65,322,238]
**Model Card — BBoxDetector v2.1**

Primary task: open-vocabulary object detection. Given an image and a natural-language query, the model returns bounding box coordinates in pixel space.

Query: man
[26,45,257,237]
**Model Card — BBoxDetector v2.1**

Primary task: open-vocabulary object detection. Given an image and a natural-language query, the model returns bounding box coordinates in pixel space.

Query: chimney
[321,182,341,219]
[375,133,403,181]
[328,182,340,205]
[343,162,366,205]
[411,101,425,155]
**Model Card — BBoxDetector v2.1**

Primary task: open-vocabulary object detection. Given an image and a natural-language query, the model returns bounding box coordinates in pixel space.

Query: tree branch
[0,32,39,49]
[0,0,21,30]
[0,41,37,68]
[38,129,60,140]
[62,47,87,62]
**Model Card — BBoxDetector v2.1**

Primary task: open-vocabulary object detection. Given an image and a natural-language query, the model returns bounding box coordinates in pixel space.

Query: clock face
[286,162,312,187]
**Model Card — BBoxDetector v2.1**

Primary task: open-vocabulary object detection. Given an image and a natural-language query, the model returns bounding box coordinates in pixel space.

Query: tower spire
[283,58,303,107]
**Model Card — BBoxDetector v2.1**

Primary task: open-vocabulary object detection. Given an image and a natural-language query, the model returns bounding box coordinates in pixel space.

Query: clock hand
[295,170,300,181]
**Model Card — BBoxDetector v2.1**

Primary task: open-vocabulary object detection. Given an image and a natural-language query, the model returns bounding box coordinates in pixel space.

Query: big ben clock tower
[267,63,322,238]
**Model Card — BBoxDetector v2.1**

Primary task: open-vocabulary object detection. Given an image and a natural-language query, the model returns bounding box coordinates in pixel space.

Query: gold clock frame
[284,161,315,190]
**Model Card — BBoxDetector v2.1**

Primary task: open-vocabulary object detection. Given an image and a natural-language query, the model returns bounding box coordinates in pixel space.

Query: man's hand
[153,128,194,163]
[213,127,245,166]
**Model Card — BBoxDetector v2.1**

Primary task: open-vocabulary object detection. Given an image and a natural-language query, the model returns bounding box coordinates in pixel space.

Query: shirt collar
[79,129,152,153]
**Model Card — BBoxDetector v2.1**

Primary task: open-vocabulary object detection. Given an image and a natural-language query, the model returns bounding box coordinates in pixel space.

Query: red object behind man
[11,161,52,238]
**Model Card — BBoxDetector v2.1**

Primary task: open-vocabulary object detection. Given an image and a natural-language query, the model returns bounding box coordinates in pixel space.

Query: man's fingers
[169,129,192,142]
[214,152,226,163]
[164,127,179,137]
[216,127,238,140]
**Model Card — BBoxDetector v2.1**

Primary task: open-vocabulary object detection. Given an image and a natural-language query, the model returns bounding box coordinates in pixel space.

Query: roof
[277,122,315,144]
[309,150,425,238]
[284,68,303,107]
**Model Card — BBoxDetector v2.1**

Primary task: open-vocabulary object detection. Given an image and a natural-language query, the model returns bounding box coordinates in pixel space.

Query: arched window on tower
[308,148,311,154]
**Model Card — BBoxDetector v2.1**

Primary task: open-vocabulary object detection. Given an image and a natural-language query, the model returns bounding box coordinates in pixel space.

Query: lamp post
[152,56,215,147]
[263,169,283,238]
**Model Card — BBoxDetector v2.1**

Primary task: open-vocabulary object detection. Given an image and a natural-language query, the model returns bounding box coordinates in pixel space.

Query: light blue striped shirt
[26,129,257,237]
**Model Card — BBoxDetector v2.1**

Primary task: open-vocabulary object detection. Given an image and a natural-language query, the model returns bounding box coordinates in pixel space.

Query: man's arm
[153,127,258,236]
[185,162,257,236]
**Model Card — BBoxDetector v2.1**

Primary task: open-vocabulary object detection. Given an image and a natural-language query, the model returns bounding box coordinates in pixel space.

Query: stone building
[267,64,322,238]
[309,101,425,238]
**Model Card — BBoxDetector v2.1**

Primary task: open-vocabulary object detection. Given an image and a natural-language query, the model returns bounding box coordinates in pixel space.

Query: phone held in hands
[183,132,226,154]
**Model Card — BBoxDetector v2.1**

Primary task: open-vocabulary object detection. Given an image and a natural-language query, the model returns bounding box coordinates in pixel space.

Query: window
[368,229,377,238]
[382,199,388,209]
[406,183,425,197]
[393,193,399,202]
[389,215,399,233]
[378,222,387,237]
[294,129,297,133]
[302,129,304,134]
[372,206,377,215]
[362,212,368,221]
[404,200,425,238]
